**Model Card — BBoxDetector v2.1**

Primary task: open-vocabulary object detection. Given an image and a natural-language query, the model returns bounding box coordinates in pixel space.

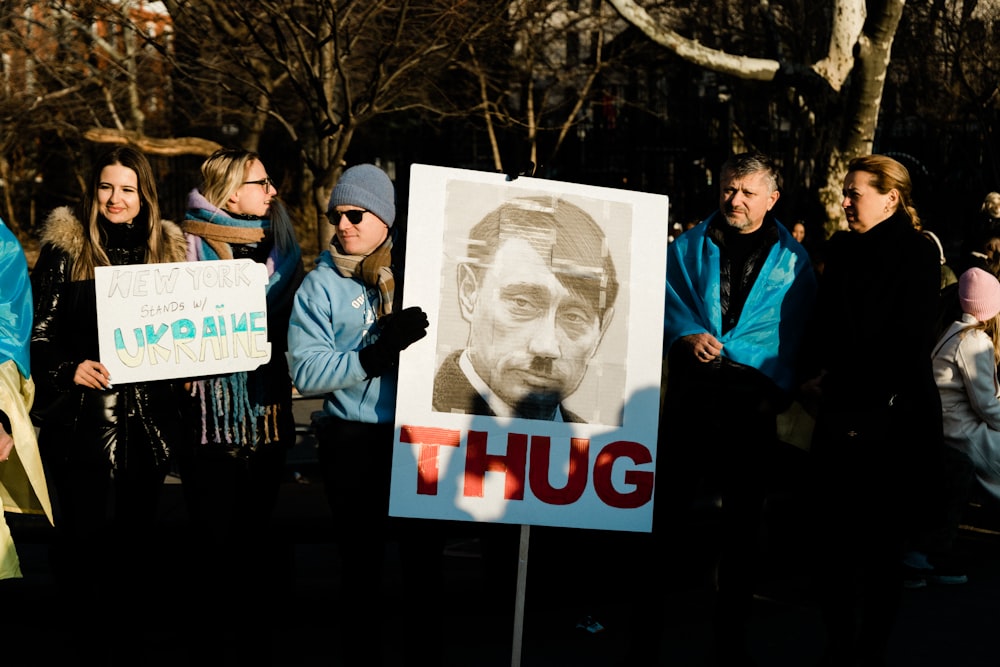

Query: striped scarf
[330,235,397,320]
[181,190,302,449]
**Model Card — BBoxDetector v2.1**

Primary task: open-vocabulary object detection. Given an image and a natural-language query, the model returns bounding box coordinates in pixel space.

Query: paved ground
[5,396,1000,666]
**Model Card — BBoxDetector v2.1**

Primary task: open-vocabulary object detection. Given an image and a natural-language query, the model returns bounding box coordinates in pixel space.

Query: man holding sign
[287,163,446,666]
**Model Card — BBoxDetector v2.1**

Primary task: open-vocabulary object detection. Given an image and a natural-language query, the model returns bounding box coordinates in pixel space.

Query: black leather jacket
[30,207,188,471]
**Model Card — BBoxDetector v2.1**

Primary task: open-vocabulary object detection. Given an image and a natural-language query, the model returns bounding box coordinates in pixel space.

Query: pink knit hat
[959,268,1000,321]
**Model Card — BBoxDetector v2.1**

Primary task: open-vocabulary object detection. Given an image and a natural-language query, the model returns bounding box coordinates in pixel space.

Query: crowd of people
[1,143,1000,667]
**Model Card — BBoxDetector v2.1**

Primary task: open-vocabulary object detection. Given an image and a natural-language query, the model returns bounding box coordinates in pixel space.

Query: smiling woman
[97,163,142,223]
[28,145,189,662]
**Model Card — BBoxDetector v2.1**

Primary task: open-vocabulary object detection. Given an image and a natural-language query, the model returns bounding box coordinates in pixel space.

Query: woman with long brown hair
[30,145,188,663]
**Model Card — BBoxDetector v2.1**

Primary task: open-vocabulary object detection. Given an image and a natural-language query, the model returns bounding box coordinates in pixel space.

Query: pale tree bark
[82,128,222,156]
[49,1,155,135]
[468,45,505,171]
[607,0,906,236]
[515,1,618,173]
[818,1,906,233]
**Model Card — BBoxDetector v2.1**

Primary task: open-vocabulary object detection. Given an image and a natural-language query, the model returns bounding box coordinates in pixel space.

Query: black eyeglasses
[243,177,274,191]
[327,209,368,225]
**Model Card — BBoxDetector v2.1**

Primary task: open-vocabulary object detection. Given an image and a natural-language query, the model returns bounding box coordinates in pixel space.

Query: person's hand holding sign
[74,359,112,390]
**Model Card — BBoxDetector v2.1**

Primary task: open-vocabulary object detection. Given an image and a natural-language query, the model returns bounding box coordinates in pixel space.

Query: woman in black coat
[30,146,188,664]
[802,154,944,667]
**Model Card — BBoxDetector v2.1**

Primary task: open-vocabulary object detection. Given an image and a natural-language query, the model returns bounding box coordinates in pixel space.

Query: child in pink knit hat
[906,267,1000,588]
[958,267,1000,322]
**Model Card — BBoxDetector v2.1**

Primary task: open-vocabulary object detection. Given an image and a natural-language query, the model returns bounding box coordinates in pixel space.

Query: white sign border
[390,165,668,533]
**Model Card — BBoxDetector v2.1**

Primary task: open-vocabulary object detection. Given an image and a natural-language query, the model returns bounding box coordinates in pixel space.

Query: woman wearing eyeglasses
[176,147,304,663]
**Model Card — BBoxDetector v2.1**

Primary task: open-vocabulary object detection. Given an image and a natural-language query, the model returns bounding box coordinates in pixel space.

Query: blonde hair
[198,148,298,255]
[986,314,1000,367]
[846,155,921,229]
[73,146,167,281]
[985,236,1000,277]
[964,314,1000,367]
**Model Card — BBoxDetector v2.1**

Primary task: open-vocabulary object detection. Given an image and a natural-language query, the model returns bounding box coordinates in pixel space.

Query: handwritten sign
[95,259,270,384]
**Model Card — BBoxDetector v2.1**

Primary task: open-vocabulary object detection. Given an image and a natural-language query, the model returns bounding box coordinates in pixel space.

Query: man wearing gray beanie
[327,162,397,228]
[287,163,446,663]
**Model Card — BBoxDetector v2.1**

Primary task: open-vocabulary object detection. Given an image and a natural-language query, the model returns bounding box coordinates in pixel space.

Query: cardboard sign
[95,259,270,384]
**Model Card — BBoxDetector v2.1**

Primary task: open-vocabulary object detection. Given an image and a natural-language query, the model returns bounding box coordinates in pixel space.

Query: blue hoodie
[287,250,397,424]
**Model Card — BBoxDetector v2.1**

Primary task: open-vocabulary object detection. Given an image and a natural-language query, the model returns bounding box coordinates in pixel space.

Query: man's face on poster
[458,236,610,416]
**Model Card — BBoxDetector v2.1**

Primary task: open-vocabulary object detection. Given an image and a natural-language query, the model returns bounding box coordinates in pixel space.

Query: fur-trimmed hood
[40,205,187,263]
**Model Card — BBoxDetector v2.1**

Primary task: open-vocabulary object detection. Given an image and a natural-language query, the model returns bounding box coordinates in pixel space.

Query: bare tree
[606,0,905,236]
[888,0,1000,199]
[0,1,218,237]
[459,0,636,175]
[160,0,511,253]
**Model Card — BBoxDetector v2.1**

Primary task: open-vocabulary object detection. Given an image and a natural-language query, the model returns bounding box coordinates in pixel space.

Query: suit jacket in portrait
[431,350,584,423]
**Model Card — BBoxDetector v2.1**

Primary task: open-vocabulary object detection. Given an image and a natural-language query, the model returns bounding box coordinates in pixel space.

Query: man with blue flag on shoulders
[627,151,816,667]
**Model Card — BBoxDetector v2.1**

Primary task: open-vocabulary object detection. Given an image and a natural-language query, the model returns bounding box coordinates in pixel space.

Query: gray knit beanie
[328,164,396,227]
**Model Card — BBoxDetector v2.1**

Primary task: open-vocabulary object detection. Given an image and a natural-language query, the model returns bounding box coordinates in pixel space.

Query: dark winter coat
[806,210,944,516]
[810,211,941,414]
[29,206,188,471]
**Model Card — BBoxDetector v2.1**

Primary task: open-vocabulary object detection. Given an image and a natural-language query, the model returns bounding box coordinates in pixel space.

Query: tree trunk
[605,0,908,239]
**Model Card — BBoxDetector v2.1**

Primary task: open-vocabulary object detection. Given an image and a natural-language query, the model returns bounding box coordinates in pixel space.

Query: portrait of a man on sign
[432,195,620,425]
[390,165,666,532]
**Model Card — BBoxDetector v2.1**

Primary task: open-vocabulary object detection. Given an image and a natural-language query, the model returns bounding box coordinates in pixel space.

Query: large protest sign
[95,258,270,384]
[389,165,668,533]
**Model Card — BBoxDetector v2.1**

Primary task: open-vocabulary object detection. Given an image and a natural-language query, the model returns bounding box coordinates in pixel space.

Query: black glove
[378,306,429,351]
[358,306,429,378]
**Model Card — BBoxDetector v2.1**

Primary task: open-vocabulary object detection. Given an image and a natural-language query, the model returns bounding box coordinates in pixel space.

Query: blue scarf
[181,189,302,448]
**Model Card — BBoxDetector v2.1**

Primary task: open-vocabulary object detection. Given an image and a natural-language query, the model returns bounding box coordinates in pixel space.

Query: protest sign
[389,165,668,533]
[95,258,270,384]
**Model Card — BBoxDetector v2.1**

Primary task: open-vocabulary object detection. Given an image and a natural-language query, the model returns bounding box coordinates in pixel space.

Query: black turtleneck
[708,215,778,333]
[223,210,272,263]
[99,217,149,266]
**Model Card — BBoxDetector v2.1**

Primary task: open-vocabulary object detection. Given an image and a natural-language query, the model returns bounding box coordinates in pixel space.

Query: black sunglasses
[328,209,368,225]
